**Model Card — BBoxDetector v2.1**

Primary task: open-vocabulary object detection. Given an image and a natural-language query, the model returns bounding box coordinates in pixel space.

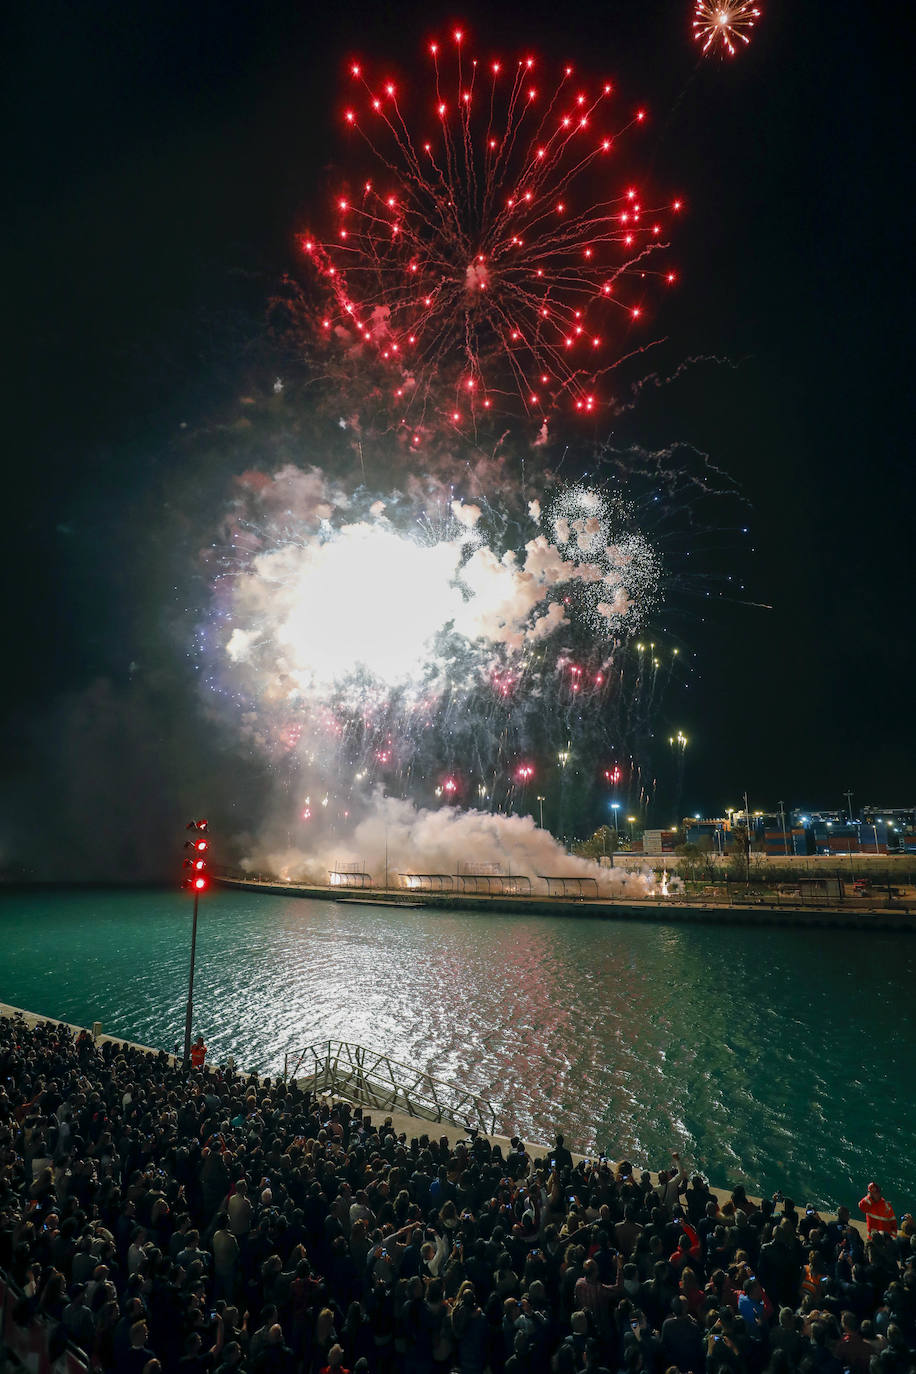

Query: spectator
[62,1282,97,1354]
[859,1183,897,1237]
[120,1317,158,1374]
[228,1182,253,1238]
[1,1011,913,1374]
[661,1295,705,1372]
[212,1213,240,1301]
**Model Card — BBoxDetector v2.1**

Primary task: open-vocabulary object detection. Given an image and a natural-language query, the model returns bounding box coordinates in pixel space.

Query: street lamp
[515,764,534,817]
[610,801,620,841]
[536,795,546,829]
[556,744,571,840]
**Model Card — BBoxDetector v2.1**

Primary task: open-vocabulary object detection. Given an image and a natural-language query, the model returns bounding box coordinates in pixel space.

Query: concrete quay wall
[216,876,916,931]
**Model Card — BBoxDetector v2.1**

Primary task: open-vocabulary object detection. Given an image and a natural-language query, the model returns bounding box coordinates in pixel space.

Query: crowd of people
[1,1011,914,1374]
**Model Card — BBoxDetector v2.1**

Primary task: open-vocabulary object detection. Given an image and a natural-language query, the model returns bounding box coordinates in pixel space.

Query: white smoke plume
[244,793,658,898]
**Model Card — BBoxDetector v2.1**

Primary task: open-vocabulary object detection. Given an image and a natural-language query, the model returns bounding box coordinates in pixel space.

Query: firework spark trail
[611,355,742,415]
[301,31,683,433]
[693,0,761,57]
[201,29,752,877]
[205,458,684,851]
[220,478,658,702]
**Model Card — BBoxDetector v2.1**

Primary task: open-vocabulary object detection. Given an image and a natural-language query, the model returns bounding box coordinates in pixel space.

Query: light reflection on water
[1,887,913,1213]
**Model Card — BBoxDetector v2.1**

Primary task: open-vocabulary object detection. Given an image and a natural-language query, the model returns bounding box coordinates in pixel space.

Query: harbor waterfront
[1,884,913,1215]
[216,873,916,930]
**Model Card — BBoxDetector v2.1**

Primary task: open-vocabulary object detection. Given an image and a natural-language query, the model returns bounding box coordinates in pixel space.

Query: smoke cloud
[245,792,657,898]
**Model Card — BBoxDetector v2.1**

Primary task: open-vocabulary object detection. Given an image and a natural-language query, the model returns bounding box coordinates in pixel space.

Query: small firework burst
[693,0,761,57]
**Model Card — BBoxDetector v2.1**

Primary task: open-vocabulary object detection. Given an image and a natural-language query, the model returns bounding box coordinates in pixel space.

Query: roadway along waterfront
[1,884,913,1214]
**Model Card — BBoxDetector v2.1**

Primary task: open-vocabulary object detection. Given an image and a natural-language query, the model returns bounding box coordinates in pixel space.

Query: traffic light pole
[180,817,209,1067]
[182,889,199,1068]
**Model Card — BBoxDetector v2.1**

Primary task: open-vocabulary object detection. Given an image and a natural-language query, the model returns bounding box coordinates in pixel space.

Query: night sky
[4,0,911,879]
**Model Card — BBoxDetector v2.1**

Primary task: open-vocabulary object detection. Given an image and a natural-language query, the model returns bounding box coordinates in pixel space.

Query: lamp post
[742,792,752,885]
[610,802,621,841]
[515,764,534,818]
[557,744,570,839]
[536,795,546,829]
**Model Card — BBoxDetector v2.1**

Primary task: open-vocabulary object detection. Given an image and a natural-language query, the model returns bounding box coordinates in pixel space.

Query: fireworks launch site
[4,6,914,1365]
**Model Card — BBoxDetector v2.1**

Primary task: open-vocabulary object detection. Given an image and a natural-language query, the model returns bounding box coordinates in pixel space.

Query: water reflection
[0,887,912,1211]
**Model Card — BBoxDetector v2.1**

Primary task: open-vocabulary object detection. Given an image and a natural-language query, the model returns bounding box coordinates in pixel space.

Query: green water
[1,886,912,1214]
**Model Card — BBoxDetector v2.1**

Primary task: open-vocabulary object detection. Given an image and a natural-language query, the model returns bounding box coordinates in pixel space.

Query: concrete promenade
[1,999,868,1234]
[215,874,916,931]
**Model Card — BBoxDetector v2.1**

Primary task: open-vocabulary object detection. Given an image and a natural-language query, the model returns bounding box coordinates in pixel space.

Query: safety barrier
[286,1039,497,1136]
[0,1269,89,1374]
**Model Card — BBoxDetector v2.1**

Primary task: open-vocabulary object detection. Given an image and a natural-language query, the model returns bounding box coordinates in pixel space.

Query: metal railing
[287,1040,497,1136]
[0,1265,90,1374]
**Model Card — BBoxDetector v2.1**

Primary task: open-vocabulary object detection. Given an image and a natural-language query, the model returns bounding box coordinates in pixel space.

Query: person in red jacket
[190,1036,207,1070]
[858,1181,896,1235]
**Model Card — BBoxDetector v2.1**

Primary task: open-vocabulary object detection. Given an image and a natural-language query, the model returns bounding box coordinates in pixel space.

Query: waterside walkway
[0,1001,866,1233]
[215,874,916,930]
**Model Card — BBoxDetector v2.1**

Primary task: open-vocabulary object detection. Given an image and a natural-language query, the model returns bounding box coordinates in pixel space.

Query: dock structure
[215,874,916,930]
[287,1039,498,1136]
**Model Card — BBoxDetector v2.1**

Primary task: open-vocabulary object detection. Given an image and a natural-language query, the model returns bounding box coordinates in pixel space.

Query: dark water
[2,886,912,1213]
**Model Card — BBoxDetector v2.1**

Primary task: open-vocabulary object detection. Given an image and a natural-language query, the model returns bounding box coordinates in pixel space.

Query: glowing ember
[299,31,681,423]
[693,0,761,56]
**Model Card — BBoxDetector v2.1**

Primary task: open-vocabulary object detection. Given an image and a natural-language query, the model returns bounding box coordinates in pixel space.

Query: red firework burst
[301,31,683,426]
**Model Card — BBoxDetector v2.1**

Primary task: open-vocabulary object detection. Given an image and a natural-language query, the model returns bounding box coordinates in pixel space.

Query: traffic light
[182,818,209,892]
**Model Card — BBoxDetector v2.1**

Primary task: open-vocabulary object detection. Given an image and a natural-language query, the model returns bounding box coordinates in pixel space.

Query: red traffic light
[182,818,210,894]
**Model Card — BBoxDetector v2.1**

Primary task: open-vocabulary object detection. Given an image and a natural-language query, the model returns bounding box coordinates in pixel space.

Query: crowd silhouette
[1,1013,913,1374]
